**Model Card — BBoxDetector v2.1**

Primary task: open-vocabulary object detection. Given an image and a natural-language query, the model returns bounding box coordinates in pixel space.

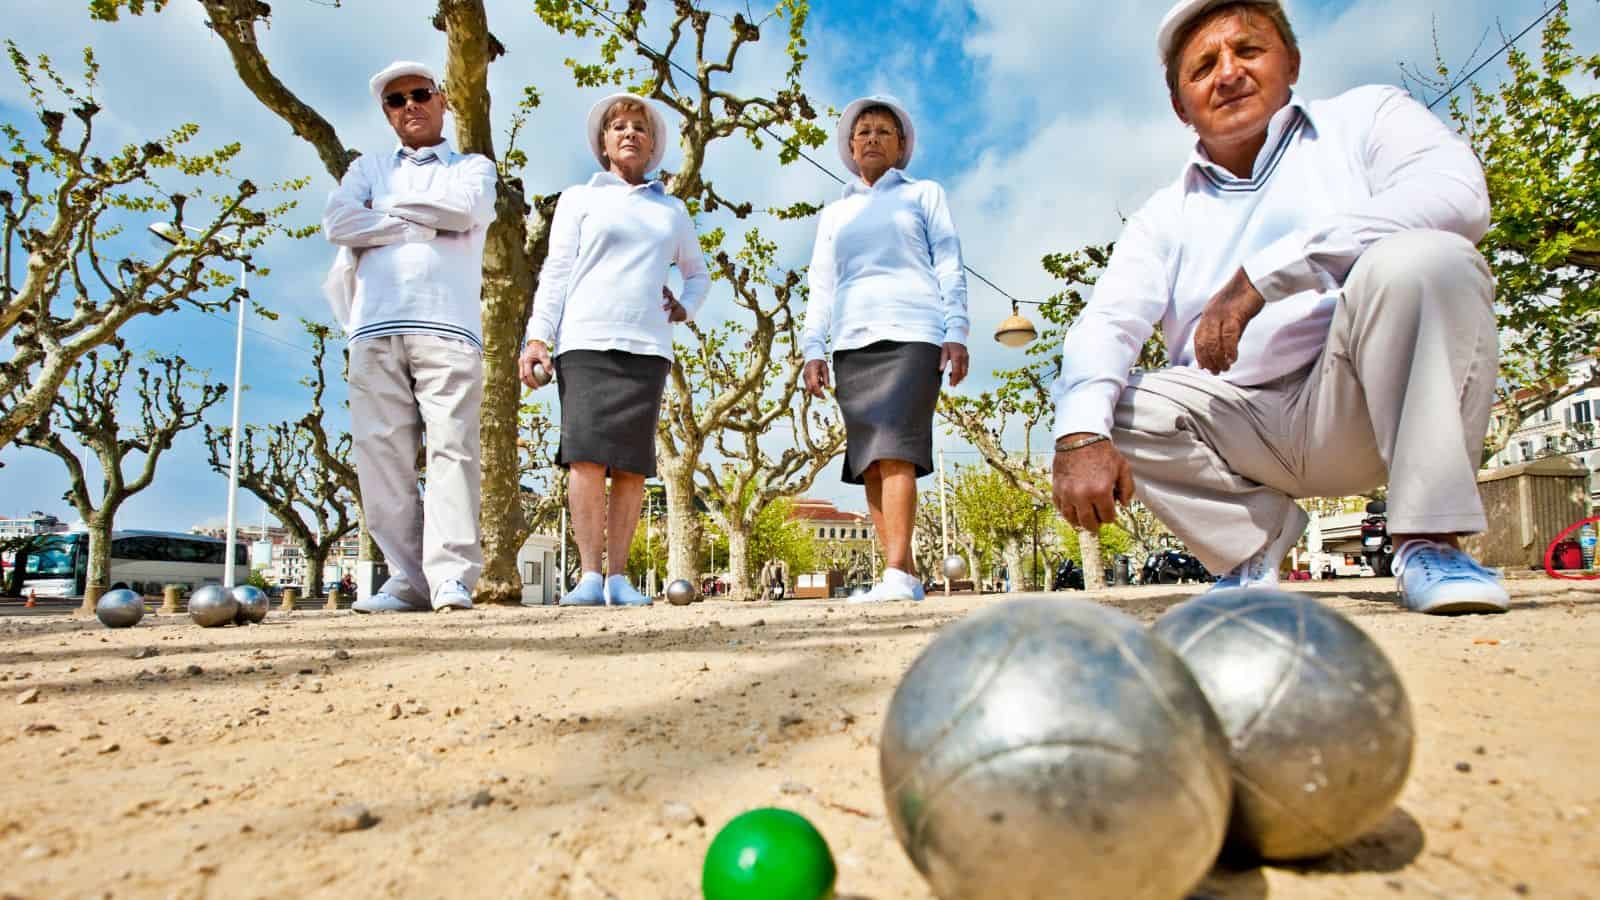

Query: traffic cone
[24,590,37,608]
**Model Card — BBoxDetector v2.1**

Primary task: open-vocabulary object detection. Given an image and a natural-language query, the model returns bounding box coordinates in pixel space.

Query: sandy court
[1,579,1597,900]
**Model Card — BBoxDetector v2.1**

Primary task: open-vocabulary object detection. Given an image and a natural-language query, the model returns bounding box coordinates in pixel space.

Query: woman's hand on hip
[518,340,554,389]
[940,342,970,388]
[802,359,831,399]
[662,287,688,323]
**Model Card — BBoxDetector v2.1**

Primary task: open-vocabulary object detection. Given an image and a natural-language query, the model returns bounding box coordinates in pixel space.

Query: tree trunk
[726,523,753,602]
[475,214,538,605]
[661,459,701,583]
[85,511,112,599]
[302,545,329,599]
[1002,539,1025,593]
[1079,528,1106,590]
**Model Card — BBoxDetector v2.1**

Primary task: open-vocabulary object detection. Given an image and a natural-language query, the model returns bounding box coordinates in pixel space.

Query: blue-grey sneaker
[605,575,652,607]
[1395,542,1510,615]
[1208,504,1309,593]
[560,574,605,607]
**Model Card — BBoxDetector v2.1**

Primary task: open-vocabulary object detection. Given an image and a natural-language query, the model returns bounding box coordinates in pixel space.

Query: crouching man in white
[1049,0,1509,614]
[321,61,497,613]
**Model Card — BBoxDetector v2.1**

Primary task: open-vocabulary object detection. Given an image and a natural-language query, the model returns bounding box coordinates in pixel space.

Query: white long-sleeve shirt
[802,169,971,361]
[1051,86,1490,439]
[322,141,499,351]
[525,172,710,362]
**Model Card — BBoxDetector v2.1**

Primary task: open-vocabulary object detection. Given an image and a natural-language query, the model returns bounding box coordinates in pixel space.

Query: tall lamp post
[149,222,246,588]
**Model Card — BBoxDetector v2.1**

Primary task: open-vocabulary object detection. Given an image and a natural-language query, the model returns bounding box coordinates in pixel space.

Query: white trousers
[348,335,484,604]
[1112,231,1498,574]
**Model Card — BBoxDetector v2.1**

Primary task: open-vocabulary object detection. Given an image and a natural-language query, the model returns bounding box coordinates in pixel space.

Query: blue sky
[2,0,1596,533]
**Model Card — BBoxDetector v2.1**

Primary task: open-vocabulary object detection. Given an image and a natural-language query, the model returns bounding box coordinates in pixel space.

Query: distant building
[1485,356,1600,502]
[0,512,67,541]
[190,522,360,587]
[789,498,875,543]
[788,498,876,598]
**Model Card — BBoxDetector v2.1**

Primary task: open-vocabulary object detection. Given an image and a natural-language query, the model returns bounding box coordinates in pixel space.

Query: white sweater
[322,141,498,350]
[1051,87,1490,439]
[802,169,971,361]
[525,172,710,362]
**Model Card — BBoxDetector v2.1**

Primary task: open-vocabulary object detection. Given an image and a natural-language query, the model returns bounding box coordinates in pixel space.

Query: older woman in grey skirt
[519,93,709,607]
[801,94,970,604]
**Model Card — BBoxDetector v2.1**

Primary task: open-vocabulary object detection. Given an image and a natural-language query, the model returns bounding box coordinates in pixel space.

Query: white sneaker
[1395,541,1510,615]
[1209,504,1309,592]
[352,591,425,614]
[892,568,927,602]
[605,575,652,607]
[433,580,474,611]
[852,570,916,604]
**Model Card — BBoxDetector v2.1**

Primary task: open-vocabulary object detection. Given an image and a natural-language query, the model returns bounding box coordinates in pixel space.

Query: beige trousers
[348,335,484,604]
[1113,230,1498,575]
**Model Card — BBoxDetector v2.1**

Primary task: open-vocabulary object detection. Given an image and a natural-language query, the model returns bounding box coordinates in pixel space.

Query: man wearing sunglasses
[321,60,498,613]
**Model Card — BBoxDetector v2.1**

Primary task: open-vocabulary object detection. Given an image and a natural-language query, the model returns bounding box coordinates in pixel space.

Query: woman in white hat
[519,93,709,607]
[801,95,971,604]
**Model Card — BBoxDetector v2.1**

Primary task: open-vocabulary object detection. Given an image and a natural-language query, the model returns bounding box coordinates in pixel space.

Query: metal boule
[232,585,269,624]
[1152,588,1415,861]
[941,554,969,581]
[188,584,239,628]
[665,579,697,606]
[95,589,145,629]
[881,597,1232,899]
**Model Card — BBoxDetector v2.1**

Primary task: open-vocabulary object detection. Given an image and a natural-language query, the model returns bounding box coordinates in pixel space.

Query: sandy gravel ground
[0,578,1596,900]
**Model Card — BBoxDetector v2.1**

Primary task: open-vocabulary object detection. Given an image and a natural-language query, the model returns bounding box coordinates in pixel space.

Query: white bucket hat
[836,95,916,176]
[586,92,673,173]
[369,60,440,102]
[1157,0,1290,62]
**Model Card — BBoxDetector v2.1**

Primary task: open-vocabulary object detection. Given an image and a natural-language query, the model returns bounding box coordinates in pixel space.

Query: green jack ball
[702,807,836,900]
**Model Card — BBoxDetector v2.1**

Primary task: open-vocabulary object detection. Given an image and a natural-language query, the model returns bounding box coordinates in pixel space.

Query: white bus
[4,530,248,599]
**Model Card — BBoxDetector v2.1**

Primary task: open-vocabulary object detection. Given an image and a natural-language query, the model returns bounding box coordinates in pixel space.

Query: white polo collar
[843,167,915,197]
[587,170,666,193]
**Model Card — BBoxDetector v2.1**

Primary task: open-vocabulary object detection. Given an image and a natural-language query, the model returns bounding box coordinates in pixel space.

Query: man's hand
[662,286,688,323]
[1193,267,1266,374]
[1051,434,1135,531]
[939,342,969,388]
[802,359,831,399]
[518,340,554,389]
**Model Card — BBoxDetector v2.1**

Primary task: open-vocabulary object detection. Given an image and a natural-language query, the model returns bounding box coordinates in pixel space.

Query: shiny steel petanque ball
[187,584,239,628]
[941,554,969,581]
[664,578,697,606]
[880,597,1233,900]
[1151,588,1415,861]
[232,585,269,624]
[530,362,553,387]
[95,589,145,628]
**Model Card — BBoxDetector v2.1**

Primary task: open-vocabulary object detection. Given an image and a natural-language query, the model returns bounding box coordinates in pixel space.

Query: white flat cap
[369,61,439,102]
[585,93,673,173]
[836,95,917,176]
[1157,0,1289,62]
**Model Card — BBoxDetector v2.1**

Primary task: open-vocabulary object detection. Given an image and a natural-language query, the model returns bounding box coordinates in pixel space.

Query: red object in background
[1545,516,1600,581]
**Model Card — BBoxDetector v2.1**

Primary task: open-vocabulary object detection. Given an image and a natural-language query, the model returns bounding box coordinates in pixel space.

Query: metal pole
[938,448,951,596]
[559,505,568,599]
[222,263,246,588]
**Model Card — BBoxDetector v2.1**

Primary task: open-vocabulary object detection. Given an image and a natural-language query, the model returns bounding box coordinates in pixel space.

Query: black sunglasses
[384,87,439,109]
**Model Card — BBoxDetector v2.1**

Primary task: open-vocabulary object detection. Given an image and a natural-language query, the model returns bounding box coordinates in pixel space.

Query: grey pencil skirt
[833,340,942,485]
[554,349,672,477]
